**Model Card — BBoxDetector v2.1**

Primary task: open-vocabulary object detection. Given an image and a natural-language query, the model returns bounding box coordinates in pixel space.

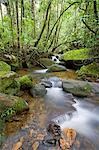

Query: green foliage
[0,108,16,120]
[0,0,98,56]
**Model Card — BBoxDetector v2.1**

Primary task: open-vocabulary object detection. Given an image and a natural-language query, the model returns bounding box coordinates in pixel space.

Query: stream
[1,69,99,150]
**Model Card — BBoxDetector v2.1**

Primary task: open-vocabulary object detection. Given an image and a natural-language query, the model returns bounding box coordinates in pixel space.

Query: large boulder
[0,71,20,95]
[18,75,33,90]
[61,48,98,70]
[47,64,66,72]
[30,84,47,97]
[77,63,99,78]
[0,93,29,121]
[39,58,55,68]
[62,79,93,97]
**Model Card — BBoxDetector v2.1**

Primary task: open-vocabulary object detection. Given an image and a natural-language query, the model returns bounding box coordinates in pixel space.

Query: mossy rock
[18,75,33,90]
[61,48,97,61]
[0,93,29,121]
[0,71,20,95]
[62,79,92,97]
[39,58,55,68]
[0,61,11,72]
[47,64,66,72]
[30,84,47,97]
[77,63,99,78]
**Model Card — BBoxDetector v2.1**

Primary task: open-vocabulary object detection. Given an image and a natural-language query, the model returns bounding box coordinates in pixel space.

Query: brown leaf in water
[32,141,39,150]
[29,129,34,138]
[62,128,76,146]
[12,137,24,150]
[60,138,70,150]
[36,133,45,140]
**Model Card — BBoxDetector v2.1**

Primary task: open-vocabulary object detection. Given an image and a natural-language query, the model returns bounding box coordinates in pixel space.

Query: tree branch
[47,2,80,41]
[82,18,97,35]
[34,0,52,47]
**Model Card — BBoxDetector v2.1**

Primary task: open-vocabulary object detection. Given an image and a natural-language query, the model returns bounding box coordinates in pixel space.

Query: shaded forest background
[0,0,98,67]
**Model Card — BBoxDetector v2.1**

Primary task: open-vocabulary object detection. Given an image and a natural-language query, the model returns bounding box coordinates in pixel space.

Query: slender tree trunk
[0,3,4,32]
[47,2,80,44]
[8,0,14,48]
[21,0,25,49]
[34,0,52,47]
[15,0,20,49]
[31,0,36,38]
[93,0,98,23]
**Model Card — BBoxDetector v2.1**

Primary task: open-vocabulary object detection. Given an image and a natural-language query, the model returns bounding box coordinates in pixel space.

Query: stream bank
[0,68,99,150]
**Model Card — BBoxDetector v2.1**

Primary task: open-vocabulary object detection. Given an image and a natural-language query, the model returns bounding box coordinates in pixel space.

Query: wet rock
[62,79,92,97]
[0,93,29,121]
[18,75,33,90]
[0,71,20,95]
[48,77,62,88]
[47,64,66,72]
[41,79,52,88]
[30,84,47,97]
[47,122,61,139]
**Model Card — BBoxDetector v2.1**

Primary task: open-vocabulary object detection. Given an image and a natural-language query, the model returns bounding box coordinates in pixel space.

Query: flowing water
[1,69,99,150]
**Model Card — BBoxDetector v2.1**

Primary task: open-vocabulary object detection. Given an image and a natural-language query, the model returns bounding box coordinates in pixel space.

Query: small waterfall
[34,69,48,73]
[52,111,76,125]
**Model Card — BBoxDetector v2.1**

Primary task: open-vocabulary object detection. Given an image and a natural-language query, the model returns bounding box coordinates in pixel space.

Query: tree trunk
[31,0,36,38]
[15,0,20,49]
[34,0,52,47]
[8,0,14,48]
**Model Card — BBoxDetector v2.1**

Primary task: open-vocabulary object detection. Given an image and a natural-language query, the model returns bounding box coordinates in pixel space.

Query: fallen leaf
[60,138,70,150]
[29,129,34,138]
[12,137,24,150]
[32,141,39,150]
[36,133,45,140]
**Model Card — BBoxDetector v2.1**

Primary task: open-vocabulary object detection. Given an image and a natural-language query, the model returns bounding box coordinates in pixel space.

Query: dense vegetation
[0,0,98,67]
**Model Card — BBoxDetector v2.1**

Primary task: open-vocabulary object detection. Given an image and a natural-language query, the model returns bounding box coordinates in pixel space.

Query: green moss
[18,75,32,90]
[39,58,55,67]
[64,83,92,97]
[0,72,20,95]
[0,61,11,72]
[13,97,28,112]
[62,48,97,61]
[77,63,99,77]
[47,64,66,72]
[0,94,29,121]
